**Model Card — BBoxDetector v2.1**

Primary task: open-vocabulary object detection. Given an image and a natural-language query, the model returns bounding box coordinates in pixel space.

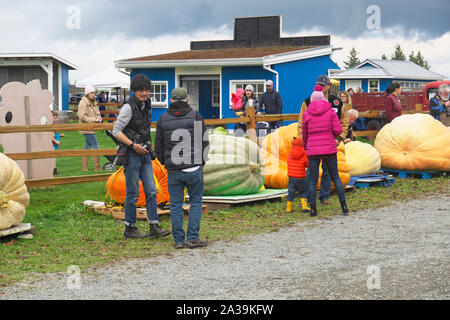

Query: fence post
[246,106,257,144]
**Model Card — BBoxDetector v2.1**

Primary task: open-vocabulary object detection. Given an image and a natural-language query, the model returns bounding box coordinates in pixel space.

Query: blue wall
[274,55,340,119]
[61,64,70,110]
[221,66,275,121]
[130,68,175,121]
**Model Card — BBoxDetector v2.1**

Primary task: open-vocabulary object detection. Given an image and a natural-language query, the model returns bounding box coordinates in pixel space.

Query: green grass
[0,130,449,287]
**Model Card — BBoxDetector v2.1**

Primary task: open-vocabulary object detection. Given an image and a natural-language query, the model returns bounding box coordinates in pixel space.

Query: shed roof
[0,52,78,70]
[332,59,445,80]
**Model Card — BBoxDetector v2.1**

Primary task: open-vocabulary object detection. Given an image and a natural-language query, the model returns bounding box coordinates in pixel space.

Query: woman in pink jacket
[302,85,349,217]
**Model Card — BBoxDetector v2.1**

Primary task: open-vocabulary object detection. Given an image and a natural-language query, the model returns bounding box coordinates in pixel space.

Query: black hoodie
[155,100,209,170]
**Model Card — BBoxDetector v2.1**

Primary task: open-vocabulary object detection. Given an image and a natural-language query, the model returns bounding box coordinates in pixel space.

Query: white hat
[266,80,273,86]
[84,85,95,96]
[245,84,254,92]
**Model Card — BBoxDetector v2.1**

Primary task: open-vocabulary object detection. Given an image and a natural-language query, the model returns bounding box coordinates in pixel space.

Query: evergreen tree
[381,54,387,60]
[408,50,431,70]
[391,43,406,60]
[344,47,361,69]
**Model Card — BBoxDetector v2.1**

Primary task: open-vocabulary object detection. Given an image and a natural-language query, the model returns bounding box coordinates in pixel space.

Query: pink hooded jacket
[302,99,342,157]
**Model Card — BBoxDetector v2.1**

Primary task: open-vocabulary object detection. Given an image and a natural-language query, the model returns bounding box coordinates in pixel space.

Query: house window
[369,80,379,93]
[394,80,425,92]
[150,81,168,107]
[211,80,220,107]
[229,80,265,108]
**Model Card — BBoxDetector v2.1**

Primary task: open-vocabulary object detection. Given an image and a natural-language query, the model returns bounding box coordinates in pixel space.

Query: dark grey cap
[316,75,331,86]
[170,87,188,101]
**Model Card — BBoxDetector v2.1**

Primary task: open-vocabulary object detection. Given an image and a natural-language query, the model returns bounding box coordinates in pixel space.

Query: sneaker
[185,239,208,249]
[174,243,185,249]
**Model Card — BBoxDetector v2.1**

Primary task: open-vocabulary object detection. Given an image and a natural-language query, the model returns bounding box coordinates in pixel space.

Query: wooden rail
[1,108,380,187]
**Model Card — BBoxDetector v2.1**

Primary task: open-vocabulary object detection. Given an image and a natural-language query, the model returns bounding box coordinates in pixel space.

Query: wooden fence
[0,106,378,188]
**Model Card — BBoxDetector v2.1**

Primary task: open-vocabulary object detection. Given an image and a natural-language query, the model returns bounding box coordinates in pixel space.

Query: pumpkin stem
[0,191,9,208]
[248,161,261,173]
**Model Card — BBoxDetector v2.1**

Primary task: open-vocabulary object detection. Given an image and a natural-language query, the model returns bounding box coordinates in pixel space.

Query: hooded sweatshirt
[287,137,308,178]
[302,99,342,157]
[155,100,209,170]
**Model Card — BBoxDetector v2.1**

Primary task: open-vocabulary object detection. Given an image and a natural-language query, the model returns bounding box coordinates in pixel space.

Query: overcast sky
[0,0,449,82]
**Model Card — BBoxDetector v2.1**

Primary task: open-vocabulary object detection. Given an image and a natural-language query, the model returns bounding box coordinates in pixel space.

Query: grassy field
[0,130,449,287]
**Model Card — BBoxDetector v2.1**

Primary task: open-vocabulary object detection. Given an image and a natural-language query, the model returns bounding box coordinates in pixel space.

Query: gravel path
[1,194,449,300]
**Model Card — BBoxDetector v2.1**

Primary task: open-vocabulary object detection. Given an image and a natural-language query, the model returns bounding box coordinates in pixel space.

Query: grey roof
[332,59,445,80]
[0,52,78,70]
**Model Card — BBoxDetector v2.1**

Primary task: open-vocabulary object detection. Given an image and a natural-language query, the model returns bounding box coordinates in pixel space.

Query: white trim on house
[115,46,338,70]
[263,46,334,65]
[228,79,266,108]
[150,80,169,108]
[0,53,78,70]
[58,63,62,109]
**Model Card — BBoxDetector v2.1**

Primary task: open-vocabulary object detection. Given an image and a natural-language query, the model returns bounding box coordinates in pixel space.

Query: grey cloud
[1,0,449,44]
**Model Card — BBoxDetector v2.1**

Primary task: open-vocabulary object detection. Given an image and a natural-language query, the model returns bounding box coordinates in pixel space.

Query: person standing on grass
[51,111,64,176]
[286,137,309,213]
[155,87,209,249]
[302,85,349,217]
[78,84,102,171]
[384,82,402,123]
[112,74,170,240]
[297,75,349,206]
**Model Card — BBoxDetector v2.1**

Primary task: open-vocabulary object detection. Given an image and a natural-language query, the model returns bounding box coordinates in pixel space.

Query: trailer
[351,80,450,130]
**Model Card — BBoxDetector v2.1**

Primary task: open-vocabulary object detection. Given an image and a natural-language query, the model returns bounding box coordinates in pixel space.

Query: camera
[142,142,157,160]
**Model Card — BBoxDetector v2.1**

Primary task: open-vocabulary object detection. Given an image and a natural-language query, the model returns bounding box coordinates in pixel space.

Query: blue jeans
[167,167,204,245]
[308,157,346,206]
[84,134,99,149]
[123,153,158,227]
[287,177,306,201]
[305,162,331,202]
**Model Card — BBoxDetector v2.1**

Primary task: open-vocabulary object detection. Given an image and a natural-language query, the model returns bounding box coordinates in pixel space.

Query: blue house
[115,16,341,125]
[0,53,77,110]
[332,59,446,93]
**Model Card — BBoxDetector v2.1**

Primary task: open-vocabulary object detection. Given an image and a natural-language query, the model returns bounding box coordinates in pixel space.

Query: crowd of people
[67,73,449,249]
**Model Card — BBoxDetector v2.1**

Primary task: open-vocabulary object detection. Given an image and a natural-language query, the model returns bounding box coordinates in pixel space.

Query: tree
[409,50,431,70]
[344,47,361,69]
[391,43,406,60]
[381,54,387,60]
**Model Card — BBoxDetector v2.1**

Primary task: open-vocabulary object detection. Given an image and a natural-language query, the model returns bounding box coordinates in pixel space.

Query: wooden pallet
[0,223,35,239]
[380,169,448,180]
[86,203,208,221]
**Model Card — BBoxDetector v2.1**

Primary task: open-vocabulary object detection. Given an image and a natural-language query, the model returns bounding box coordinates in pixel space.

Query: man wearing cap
[112,74,171,240]
[155,87,209,249]
[297,75,349,206]
[78,84,102,171]
[259,80,283,133]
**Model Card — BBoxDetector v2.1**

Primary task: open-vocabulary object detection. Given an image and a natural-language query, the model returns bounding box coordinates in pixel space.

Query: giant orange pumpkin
[260,123,298,188]
[261,123,350,189]
[316,142,350,190]
[106,159,170,206]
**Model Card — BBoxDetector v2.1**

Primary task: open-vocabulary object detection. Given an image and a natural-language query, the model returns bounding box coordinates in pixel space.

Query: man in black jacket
[155,87,209,249]
[112,74,170,240]
[259,80,283,133]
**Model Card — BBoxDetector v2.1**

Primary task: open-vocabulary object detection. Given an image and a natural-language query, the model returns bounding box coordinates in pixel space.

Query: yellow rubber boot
[301,198,310,212]
[286,201,293,213]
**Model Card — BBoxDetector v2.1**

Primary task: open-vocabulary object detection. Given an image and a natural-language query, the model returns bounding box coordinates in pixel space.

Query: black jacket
[304,93,343,119]
[155,100,209,170]
[260,90,283,114]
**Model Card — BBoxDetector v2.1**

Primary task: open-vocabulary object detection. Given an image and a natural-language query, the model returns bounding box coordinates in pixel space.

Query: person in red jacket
[384,82,402,123]
[286,137,310,213]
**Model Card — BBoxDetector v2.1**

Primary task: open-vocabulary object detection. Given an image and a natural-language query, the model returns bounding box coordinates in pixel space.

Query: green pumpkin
[213,127,227,135]
[204,134,265,196]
